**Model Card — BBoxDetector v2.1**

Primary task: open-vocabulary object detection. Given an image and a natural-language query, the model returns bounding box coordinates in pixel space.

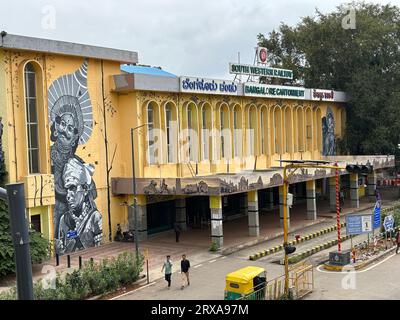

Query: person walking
[161,255,173,289]
[396,230,400,254]
[180,254,190,289]
[174,222,181,243]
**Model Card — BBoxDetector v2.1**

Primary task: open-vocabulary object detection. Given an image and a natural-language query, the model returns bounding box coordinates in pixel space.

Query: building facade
[0,34,394,253]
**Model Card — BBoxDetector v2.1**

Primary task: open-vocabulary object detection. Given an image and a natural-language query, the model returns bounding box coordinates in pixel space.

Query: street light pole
[282,167,289,296]
[281,162,346,297]
[130,124,148,261]
[130,128,139,260]
[3,183,34,300]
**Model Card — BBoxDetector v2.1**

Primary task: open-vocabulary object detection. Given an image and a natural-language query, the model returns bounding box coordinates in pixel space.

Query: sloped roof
[121,64,177,77]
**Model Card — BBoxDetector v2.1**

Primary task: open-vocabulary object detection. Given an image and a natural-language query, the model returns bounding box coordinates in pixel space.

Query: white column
[175,197,187,231]
[306,180,317,220]
[247,190,260,236]
[210,196,223,248]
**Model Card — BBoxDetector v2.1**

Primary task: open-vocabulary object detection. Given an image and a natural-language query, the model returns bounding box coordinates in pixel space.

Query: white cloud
[0,0,398,78]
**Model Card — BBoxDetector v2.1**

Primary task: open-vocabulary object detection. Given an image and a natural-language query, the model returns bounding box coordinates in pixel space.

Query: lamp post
[1,184,34,300]
[281,161,346,297]
[131,123,148,261]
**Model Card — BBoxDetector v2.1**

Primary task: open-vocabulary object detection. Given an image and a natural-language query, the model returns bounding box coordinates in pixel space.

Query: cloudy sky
[0,0,397,78]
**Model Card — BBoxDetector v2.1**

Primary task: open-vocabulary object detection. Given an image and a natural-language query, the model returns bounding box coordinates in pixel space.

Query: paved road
[115,221,400,300]
[308,251,400,299]
[115,254,285,300]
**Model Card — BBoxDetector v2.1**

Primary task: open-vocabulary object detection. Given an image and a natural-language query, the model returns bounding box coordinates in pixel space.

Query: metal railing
[236,260,314,301]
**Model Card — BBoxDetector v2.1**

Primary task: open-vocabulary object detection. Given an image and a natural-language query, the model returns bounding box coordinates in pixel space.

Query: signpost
[383,215,394,249]
[346,214,374,235]
[180,77,238,95]
[383,215,395,232]
[373,200,381,230]
[229,63,293,80]
[243,83,305,99]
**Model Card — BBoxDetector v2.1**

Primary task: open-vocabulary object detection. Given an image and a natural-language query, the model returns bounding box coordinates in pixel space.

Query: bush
[0,287,16,300]
[0,251,144,300]
[209,241,218,252]
[0,200,51,278]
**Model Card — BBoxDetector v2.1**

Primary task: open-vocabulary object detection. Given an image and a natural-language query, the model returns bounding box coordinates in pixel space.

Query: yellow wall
[0,47,347,245]
[132,92,346,179]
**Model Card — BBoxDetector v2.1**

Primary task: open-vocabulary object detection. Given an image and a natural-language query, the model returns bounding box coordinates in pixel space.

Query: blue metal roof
[120,64,177,77]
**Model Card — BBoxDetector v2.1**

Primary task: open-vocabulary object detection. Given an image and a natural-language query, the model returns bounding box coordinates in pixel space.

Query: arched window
[184,102,199,162]
[306,108,313,152]
[260,109,265,154]
[284,107,292,153]
[233,105,242,158]
[201,103,212,161]
[274,107,282,154]
[316,108,322,151]
[219,104,230,159]
[24,63,40,174]
[247,105,257,156]
[165,103,178,163]
[220,109,225,158]
[147,104,155,164]
[297,107,305,152]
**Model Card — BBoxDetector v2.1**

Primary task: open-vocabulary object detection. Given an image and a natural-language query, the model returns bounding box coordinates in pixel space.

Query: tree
[257,2,400,156]
[0,126,50,278]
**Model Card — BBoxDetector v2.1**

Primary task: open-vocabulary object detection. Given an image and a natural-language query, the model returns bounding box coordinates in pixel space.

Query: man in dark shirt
[180,254,190,289]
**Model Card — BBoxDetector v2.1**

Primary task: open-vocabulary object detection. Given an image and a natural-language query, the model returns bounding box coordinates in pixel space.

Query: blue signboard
[67,230,78,239]
[346,214,373,235]
[383,215,394,231]
[373,201,381,229]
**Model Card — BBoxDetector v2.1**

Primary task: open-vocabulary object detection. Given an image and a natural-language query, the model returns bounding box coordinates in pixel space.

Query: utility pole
[130,123,148,262]
[3,183,34,300]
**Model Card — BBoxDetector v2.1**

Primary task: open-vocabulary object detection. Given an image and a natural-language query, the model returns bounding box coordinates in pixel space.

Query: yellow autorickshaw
[224,266,267,300]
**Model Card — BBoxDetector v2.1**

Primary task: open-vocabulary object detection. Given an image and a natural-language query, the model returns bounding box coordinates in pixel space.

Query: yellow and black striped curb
[286,234,352,264]
[249,221,346,261]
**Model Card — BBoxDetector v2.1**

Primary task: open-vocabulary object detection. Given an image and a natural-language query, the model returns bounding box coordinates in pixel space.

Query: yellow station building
[0,33,394,253]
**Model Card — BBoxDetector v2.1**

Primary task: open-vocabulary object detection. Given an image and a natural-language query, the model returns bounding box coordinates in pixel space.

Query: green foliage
[0,201,14,277]
[381,208,400,234]
[0,251,144,300]
[257,2,400,157]
[0,200,51,278]
[209,241,218,252]
[0,287,16,300]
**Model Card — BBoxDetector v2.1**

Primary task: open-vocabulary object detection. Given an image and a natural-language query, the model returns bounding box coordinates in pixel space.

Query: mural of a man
[50,96,82,238]
[48,60,100,254]
[56,158,102,254]
[322,107,335,156]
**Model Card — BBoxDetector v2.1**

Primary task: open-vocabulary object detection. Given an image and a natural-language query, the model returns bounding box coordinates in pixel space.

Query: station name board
[180,77,238,95]
[229,63,293,80]
[311,89,335,101]
[244,83,305,99]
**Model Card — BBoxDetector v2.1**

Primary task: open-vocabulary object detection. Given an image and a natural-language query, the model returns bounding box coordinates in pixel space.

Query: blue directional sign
[383,215,394,231]
[373,201,381,229]
[346,214,373,235]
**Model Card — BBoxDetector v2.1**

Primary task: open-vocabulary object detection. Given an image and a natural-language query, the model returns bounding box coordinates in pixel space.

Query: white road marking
[220,256,227,259]
[209,259,217,263]
[194,264,203,269]
[316,253,396,274]
[109,281,157,300]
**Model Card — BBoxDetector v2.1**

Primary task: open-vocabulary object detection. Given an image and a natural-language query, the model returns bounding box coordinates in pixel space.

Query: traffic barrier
[248,221,348,261]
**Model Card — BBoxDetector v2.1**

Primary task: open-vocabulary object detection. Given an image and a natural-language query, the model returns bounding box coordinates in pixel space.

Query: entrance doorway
[186,196,210,229]
[147,200,175,235]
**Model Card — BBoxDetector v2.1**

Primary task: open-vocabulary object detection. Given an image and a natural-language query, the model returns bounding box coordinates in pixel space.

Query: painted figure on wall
[322,107,335,156]
[48,60,102,254]
[58,158,102,253]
